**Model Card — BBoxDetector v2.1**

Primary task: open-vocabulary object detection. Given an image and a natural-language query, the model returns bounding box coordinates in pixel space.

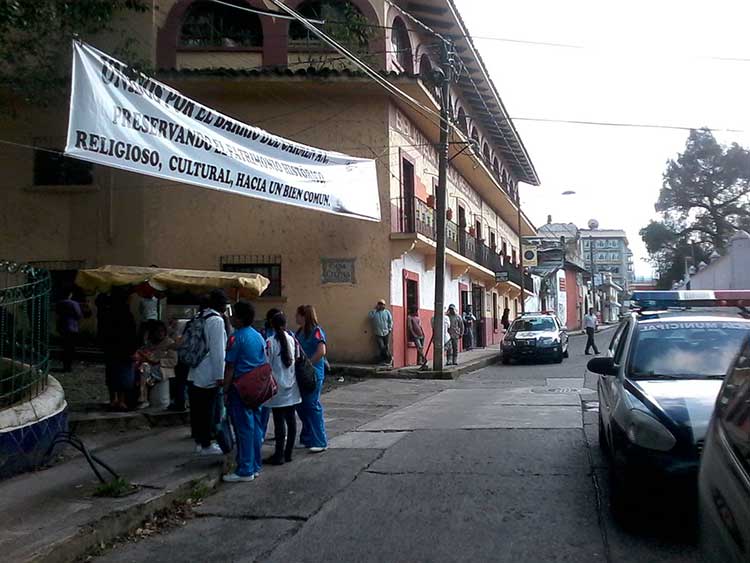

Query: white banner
[65,41,380,221]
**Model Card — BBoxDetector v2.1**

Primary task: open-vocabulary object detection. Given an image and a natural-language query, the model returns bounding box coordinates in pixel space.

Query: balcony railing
[391,197,533,292]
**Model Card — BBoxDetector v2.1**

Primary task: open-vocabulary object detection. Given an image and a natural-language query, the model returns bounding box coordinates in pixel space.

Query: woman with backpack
[263,313,301,465]
[222,300,266,483]
[295,305,328,452]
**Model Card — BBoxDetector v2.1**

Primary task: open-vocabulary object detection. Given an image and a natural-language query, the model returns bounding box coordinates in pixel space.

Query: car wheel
[563,345,569,359]
[555,350,564,363]
[501,355,511,365]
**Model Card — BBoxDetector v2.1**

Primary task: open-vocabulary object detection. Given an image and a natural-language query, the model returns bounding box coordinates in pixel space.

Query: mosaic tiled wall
[0,408,68,479]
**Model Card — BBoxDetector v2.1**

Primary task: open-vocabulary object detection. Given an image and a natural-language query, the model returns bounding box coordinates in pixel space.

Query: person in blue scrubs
[222,301,267,483]
[259,308,282,440]
[295,304,328,452]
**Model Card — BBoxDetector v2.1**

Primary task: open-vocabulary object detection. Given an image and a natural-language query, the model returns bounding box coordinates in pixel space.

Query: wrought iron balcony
[391,197,533,292]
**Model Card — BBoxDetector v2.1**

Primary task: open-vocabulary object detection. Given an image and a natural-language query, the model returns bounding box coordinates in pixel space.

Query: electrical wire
[207,0,324,23]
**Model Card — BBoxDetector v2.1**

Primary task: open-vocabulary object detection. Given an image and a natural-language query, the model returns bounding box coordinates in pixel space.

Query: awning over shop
[75,265,269,299]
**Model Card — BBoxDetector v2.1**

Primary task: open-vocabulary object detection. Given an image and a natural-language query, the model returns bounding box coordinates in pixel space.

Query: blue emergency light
[631,290,750,310]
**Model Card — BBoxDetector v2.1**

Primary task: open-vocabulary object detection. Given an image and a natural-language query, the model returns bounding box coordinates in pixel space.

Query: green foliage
[642,129,750,286]
[94,477,137,498]
[0,0,147,113]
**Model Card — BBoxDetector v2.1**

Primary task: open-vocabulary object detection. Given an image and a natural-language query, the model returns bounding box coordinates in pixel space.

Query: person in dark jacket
[56,292,83,372]
[102,288,138,410]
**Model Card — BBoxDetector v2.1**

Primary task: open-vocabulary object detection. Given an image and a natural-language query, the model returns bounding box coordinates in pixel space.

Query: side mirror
[587,357,617,376]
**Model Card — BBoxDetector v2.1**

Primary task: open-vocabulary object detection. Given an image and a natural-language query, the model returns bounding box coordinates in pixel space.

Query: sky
[455,0,750,278]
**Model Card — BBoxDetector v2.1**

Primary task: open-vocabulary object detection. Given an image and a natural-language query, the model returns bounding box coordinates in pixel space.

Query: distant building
[528,219,588,330]
[579,228,633,295]
[687,231,750,290]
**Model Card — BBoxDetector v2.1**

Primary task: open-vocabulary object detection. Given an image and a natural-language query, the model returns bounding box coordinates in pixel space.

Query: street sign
[495,271,509,282]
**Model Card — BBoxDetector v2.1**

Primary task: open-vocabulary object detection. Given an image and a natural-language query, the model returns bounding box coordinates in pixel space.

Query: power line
[510,116,746,133]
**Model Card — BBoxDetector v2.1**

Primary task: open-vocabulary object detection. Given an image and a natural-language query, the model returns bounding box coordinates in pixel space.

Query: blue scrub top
[296,325,327,378]
[225,326,266,376]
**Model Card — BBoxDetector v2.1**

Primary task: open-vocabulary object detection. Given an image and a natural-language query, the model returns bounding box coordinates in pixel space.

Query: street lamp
[588,218,599,315]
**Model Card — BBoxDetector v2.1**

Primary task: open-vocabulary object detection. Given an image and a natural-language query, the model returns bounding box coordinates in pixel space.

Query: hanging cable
[207,0,324,23]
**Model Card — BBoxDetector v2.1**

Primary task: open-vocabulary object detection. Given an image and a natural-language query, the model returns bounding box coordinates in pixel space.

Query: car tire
[501,355,511,365]
[598,413,609,456]
[563,347,569,359]
[555,350,564,363]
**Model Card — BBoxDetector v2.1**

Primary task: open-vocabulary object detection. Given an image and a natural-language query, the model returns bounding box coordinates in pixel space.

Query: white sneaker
[200,443,223,456]
[222,473,254,483]
[194,444,203,454]
[309,447,327,453]
[253,472,260,478]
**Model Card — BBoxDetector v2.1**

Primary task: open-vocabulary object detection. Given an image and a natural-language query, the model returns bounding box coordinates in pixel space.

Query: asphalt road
[97,329,703,563]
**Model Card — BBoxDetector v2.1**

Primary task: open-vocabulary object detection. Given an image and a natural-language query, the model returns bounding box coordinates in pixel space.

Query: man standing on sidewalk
[186,290,228,455]
[446,304,465,366]
[369,299,393,365]
[584,308,600,356]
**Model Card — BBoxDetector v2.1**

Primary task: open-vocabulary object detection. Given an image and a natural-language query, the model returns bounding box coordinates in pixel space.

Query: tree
[0,0,146,113]
[641,128,750,287]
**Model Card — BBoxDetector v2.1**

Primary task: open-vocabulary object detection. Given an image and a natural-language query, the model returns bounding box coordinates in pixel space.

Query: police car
[588,291,750,517]
[501,312,569,364]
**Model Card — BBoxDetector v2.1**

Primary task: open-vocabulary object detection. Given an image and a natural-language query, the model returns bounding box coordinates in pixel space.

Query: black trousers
[170,363,189,410]
[272,406,297,460]
[585,327,600,355]
[60,331,77,372]
[188,383,218,448]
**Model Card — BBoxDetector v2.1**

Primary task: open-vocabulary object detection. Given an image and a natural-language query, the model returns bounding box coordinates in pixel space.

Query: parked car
[501,312,569,364]
[588,290,750,518]
[699,336,750,563]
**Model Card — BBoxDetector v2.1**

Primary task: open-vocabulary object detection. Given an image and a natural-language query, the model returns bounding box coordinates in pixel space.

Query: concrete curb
[332,352,502,381]
[69,410,190,435]
[26,470,222,563]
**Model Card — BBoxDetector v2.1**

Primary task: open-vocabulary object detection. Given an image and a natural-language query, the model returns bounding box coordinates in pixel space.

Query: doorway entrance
[472,285,485,348]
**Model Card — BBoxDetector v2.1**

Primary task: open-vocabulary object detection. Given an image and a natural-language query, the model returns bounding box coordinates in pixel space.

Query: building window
[512,248,517,265]
[490,231,497,251]
[33,144,93,186]
[456,107,468,135]
[391,17,413,72]
[405,278,418,314]
[290,0,369,49]
[220,255,282,297]
[596,239,606,249]
[180,1,263,48]
[502,241,508,258]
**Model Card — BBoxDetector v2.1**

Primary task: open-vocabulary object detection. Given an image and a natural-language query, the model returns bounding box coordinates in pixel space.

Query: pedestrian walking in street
[295,305,328,452]
[56,291,83,373]
[368,299,393,365]
[584,308,600,356]
[446,305,464,366]
[462,305,477,351]
[102,288,138,411]
[186,289,228,456]
[501,307,511,331]
[264,313,301,465]
[407,307,426,365]
[258,308,282,440]
[222,300,267,482]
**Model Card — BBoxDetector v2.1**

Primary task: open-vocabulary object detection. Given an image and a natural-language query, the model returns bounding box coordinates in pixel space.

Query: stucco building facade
[687,231,750,290]
[0,0,538,367]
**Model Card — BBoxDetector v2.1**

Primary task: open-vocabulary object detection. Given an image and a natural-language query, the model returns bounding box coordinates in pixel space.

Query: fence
[0,261,51,409]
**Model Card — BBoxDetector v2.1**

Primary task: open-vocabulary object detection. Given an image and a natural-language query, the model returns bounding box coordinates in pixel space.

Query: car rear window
[510,317,556,333]
[629,321,750,378]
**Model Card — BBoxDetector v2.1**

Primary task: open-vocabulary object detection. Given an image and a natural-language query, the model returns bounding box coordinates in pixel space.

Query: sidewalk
[0,375,449,563]
[331,344,505,380]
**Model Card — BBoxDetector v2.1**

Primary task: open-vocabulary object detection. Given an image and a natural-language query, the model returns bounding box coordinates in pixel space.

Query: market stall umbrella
[75,265,269,300]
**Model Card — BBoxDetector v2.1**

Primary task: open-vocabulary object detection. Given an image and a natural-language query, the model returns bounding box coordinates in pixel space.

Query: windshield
[510,317,556,333]
[629,321,750,379]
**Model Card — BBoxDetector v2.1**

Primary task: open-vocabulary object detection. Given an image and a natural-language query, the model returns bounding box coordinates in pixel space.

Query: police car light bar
[631,290,750,309]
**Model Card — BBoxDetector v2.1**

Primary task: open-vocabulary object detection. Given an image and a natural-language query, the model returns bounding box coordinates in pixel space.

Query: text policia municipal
[99,55,329,166]
[111,106,325,183]
[72,130,333,207]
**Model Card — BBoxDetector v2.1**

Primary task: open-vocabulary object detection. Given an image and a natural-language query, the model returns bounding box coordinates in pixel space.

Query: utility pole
[517,201,525,313]
[432,40,453,372]
[589,234,597,313]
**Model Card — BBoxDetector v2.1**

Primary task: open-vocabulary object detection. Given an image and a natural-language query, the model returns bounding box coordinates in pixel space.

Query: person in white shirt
[264,312,301,465]
[187,290,228,455]
[584,308,600,355]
